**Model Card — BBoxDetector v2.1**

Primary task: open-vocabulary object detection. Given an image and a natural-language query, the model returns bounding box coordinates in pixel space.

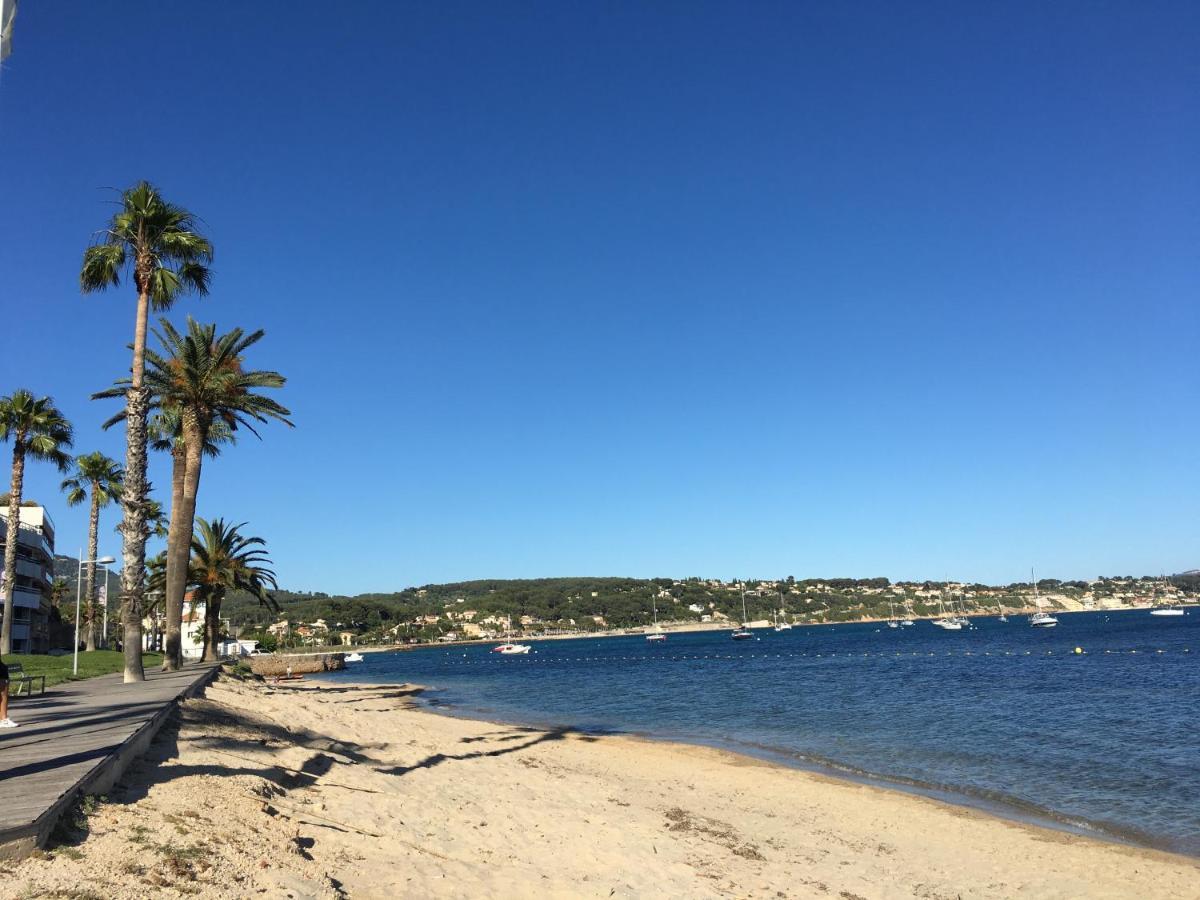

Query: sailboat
[933,586,965,630]
[646,592,667,641]
[1028,570,1058,627]
[731,586,754,640]
[886,599,899,628]
[996,596,1008,622]
[774,590,792,631]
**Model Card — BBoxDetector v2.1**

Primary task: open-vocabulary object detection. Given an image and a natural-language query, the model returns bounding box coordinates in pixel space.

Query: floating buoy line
[435,646,1191,666]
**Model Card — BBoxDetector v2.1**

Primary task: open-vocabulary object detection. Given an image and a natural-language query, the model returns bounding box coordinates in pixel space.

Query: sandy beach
[6,674,1197,899]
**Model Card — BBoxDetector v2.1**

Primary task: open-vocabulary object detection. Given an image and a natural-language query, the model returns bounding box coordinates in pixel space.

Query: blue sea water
[320,610,1200,855]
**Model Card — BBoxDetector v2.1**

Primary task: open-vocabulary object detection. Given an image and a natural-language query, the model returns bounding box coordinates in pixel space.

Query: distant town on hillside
[202,573,1198,649]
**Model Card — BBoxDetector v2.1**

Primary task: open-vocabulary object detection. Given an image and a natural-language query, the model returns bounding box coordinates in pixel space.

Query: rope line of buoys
[434,646,1192,666]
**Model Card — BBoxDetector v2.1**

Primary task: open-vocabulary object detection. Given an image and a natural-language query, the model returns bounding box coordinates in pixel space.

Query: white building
[0,505,55,654]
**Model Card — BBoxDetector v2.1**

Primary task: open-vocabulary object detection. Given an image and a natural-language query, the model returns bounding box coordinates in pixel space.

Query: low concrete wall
[247,653,345,677]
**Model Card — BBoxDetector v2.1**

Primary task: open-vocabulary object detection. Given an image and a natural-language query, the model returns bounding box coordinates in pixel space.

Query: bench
[6,662,46,697]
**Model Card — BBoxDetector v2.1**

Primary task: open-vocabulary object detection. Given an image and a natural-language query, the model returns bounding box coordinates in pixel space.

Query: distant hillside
[53,555,123,601]
[220,573,1200,643]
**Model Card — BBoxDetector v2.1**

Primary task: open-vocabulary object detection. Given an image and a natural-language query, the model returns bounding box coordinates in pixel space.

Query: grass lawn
[6,650,165,689]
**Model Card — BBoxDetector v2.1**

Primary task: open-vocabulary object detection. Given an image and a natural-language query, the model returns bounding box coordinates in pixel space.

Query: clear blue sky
[1,2,1196,592]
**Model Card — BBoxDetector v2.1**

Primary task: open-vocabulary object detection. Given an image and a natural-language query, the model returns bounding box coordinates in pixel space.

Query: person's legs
[0,656,11,725]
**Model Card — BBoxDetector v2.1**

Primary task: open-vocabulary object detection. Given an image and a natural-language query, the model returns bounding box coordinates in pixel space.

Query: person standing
[0,654,14,727]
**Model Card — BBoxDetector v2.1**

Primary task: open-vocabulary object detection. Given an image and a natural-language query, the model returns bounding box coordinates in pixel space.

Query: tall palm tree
[60,452,123,650]
[144,318,290,670]
[148,407,238,671]
[0,391,74,654]
[144,550,168,653]
[189,518,278,662]
[80,182,212,682]
[94,394,239,669]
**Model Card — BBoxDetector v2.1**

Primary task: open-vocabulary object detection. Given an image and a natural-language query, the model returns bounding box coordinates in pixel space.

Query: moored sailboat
[774,589,792,631]
[646,592,667,641]
[1028,570,1058,627]
[731,586,754,640]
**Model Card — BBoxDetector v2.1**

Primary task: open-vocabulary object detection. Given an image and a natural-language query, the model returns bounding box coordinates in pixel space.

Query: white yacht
[492,643,532,655]
[646,593,667,641]
[344,652,364,663]
[934,587,967,630]
[1028,571,1058,627]
[774,590,792,631]
[732,586,754,640]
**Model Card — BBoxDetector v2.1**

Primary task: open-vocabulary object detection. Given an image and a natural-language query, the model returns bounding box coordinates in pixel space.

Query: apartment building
[0,504,56,654]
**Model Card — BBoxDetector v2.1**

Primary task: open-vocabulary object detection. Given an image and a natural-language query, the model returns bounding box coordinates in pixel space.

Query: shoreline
[405,680,1185,860]
[10,674,1197,898]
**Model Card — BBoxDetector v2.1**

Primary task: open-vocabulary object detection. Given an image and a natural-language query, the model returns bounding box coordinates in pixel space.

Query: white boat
[886,599,899,628]
[646,593,667,641]
[900,619,915,627]
[774,591,792,631]
[492,643,531,655]
[344,652,364,663]
[732,586,754,640]
[1028,569,1058,627]
[1149,576,1186,616]
[934,586,966,630]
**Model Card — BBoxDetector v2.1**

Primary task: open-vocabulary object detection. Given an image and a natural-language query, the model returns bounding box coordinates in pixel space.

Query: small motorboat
[1150,607,1185,617]
[344,652,364,663]
[492,643,532,655]
[645,630,667,642]
[1029,611,1058,628]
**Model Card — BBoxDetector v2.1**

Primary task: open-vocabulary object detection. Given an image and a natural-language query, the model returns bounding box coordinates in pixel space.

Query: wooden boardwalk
[0,663,218,859]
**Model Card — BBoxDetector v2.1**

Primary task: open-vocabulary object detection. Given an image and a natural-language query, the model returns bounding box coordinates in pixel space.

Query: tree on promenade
[189,518,278,661]
[0,391,73,654]
[61,452,123,650]
[80,181,212,682]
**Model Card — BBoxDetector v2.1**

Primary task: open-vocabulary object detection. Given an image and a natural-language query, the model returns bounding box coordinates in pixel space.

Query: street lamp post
[74,552,116,675]
[98,561,110,648]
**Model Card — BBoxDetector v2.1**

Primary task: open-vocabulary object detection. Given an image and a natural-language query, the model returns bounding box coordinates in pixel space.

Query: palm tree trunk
[202,592,222,662]
[169,415,206,667]
[162,442,188,670]
[1,440,26,655]
[118,286,151,683]
[84,489,100,652]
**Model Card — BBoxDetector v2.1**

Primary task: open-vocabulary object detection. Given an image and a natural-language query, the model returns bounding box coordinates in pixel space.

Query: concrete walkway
[0,663,218,859]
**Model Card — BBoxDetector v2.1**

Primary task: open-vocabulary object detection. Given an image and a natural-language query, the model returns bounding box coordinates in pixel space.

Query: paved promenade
[0,663,218,858]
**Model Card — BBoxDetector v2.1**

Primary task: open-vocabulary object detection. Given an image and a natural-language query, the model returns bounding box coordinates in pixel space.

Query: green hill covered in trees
[222,574,1198,646]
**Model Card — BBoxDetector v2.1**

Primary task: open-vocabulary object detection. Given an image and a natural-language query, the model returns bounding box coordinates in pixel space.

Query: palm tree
[147,406,238,671]
[145,318,290,670]
[189,518,278,662]
[0,391,74,654]
[80,182,212,682]
[61,452,123,651]
[144,551,168,653]
[48,576,70,610]
[96,320,290,669]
